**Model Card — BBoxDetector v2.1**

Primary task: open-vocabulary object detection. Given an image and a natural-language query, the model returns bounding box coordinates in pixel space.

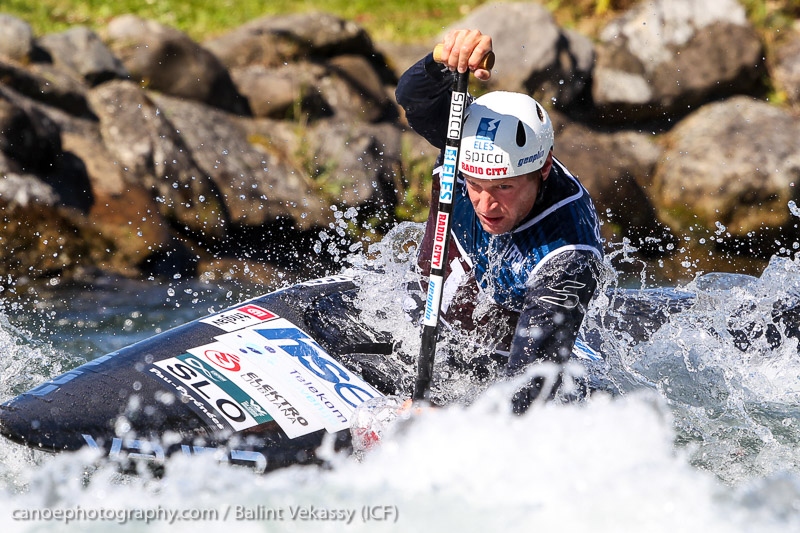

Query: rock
[441,2,594,109]
[376,41,431,80]
[37,26,128,86]
[0,15,35,63]
[103,15,249,115]
[230,62,328,120]
[87,80,229,241]
[241,116,402,235]
[204,12,376,69]
[57,120,179,275]
[0,173,90,278]
[24,92,197,277]
[651,96,800,254]
[593,0,764,121]
[0,58,94,117]
[0,86,62,174]
[230,57,399,123]
[773,32,800,106]
[325,55,398,122]
[0,147,19,175]
[148,93,331,231]
[301,120,401,218]
[555,123,674,253]
[0,172,60,207]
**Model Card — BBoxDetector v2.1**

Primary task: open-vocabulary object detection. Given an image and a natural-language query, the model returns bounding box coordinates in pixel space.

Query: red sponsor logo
[434,212,448,243]
[461,161,483,175]
[460,162,508,176]
[204,349,242,372]
[485,167,508,176]
[238,305,277,321]
[431,212,449,269]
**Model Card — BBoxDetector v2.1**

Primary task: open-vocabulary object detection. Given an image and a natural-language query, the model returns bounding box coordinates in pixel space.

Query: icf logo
[204,349,242,372]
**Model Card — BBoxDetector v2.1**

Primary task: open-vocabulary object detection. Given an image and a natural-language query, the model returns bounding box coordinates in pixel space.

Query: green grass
[5,0,797,45]
[0,0,490,43]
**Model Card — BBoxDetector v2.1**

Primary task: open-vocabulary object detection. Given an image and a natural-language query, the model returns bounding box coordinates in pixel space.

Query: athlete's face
[464,171,542,235]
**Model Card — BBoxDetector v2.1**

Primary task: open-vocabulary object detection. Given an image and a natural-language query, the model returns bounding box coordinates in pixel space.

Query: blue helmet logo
[475,118,501,142]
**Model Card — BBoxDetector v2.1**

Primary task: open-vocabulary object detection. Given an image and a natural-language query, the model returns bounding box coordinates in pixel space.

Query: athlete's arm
[506,249,600,413]
[395,53,455,150]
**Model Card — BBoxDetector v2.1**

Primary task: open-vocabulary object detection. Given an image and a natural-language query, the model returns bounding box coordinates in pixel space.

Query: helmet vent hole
[516,120,526,147]
[536,103,545,123]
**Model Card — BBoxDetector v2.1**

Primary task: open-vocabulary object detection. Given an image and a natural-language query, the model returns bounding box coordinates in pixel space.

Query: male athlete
[396,29,604,412]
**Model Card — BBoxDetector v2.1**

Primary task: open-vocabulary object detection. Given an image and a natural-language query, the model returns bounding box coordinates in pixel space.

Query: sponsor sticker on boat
[150,354,274,432]
[200,304,278,332]
[216,318,383,433]
[186,341,325,438]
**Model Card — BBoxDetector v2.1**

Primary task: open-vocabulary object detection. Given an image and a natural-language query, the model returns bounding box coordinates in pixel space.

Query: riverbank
[0,1,798,288]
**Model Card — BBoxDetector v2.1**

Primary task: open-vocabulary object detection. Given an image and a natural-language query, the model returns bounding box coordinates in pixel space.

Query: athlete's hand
[439,29,493,81]
[350,396,434,452]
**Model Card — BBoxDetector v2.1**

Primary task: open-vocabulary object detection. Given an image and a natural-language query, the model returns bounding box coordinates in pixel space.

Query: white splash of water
[3,235,800,529]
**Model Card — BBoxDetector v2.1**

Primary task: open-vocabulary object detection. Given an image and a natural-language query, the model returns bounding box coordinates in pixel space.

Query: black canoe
[3,274,762,473]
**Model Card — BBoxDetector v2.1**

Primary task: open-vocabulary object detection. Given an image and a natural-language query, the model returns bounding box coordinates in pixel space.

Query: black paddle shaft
[413,70,470,400]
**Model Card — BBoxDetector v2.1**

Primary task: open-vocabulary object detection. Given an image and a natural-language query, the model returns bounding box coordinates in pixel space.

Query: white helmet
[459,91,554,179]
